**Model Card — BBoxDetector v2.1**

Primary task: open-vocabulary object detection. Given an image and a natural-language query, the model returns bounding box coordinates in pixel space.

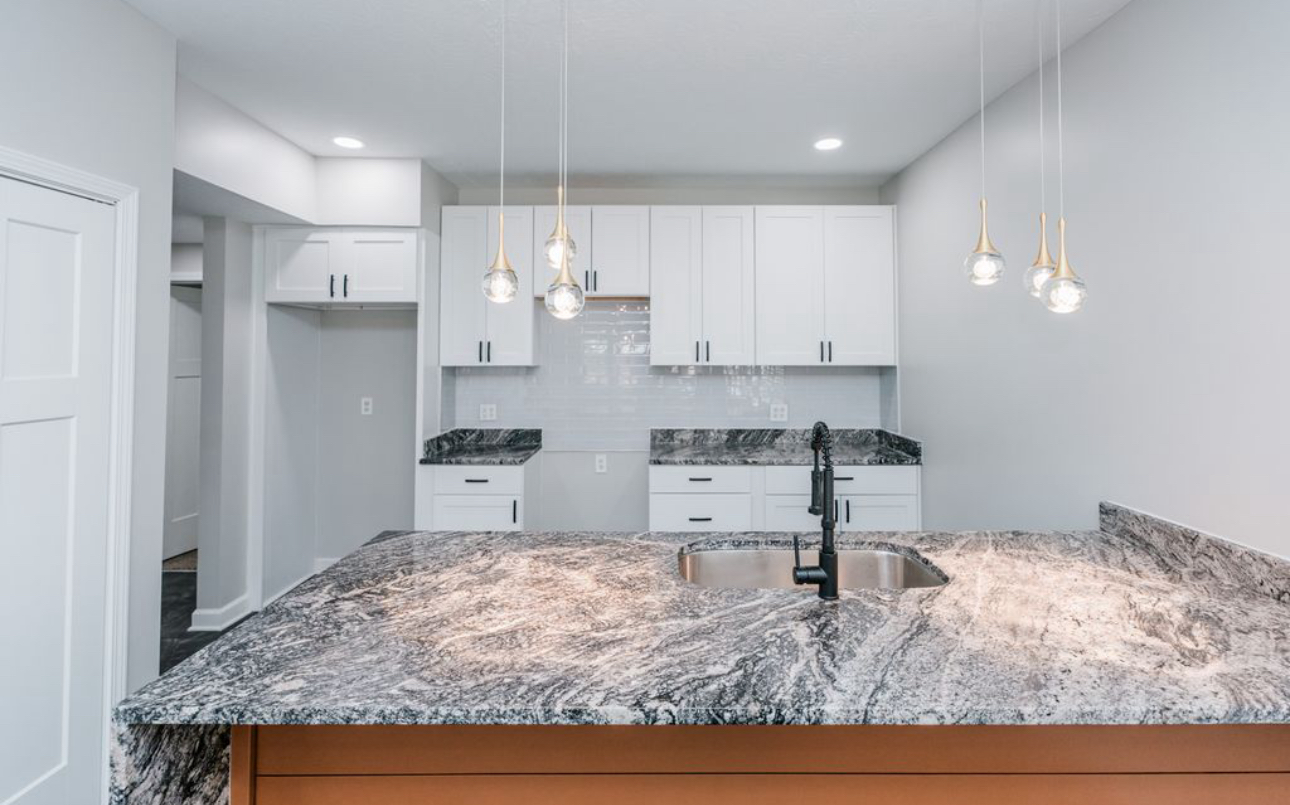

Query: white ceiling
[128,0,1133,189]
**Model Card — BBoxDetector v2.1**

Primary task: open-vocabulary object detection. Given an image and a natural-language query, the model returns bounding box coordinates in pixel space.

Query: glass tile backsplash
[449,301,890,451]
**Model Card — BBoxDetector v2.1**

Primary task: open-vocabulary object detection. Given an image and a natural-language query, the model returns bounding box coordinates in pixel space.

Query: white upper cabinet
[439,206,535,367]
[702,206,756,365]
[823,207,896,365]
[754,205,896,366]
[590,206,650,296]
[649,206,703,365]
[532,204,591,295]
[650,206,755,366]
[265,228,418,305]
[754,207,824,365]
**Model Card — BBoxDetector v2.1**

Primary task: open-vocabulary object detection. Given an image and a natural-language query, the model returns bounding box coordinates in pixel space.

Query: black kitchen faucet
[792,421,840,600]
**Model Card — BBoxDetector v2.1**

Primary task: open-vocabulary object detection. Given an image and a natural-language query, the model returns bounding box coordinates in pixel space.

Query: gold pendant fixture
[544,185,576,270]
[542,0,584,320]
[963,0,1005,287]
[1039,217,1086,313]
[481,0,518,304]
[1023,212,1056,297]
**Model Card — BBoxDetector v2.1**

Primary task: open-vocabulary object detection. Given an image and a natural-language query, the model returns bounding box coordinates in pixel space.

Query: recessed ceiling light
[332,136,365,149]
[814,137,843,151]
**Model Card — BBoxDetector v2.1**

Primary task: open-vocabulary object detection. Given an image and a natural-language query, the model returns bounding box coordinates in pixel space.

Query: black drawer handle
[343,273,349,297]
[329,274,336,298]
[688,517,713,522]
[464,479,490,484]
[688,477,713,482]
[835,476,855,482]
[846,499,851,523]
[512,499,518,523]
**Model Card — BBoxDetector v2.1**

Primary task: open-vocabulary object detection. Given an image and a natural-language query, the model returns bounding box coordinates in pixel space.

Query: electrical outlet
[479,404,497,421]
[594,454,608,474]
[360,397,374,416]
[769,403,789,422]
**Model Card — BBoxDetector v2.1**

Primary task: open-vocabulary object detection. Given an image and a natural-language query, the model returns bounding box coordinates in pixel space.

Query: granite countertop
[420,428,541,465]
[650,428,922,466]
[115,503,1290,727]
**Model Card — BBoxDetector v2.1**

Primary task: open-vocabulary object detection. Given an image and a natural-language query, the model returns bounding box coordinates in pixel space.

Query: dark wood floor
[160,570,229,674]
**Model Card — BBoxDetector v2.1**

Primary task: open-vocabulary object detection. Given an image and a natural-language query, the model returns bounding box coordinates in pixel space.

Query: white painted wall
[170,243,203,283]
[880,0,1290,556]
[194,218,255,628]
[262,306,322,601]
[176,78,318,222]
[457,186,882,206]
[316,158,422,226]
[419,162,459,439]
[0,0,176,691]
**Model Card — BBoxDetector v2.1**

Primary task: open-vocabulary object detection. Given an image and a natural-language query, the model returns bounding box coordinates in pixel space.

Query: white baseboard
[314,556,340,574]
[189,593,252,633]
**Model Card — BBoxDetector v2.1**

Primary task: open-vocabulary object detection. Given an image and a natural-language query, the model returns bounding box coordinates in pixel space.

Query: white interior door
[163,285,202,560]
[0,176,115,804]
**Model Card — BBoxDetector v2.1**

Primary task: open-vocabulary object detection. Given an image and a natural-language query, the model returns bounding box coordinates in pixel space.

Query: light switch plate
[360,397,374,416]
[769,403,789,422]
[479,404,497,421]
[594,454,608,474]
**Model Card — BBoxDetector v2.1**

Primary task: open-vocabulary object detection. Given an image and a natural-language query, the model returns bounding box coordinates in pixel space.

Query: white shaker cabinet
[754,205,896,366]
[589,205,650,296]
[265,228,418,305]
[439,206,535,366]
[415,462,540,532]
[650,206,755,366]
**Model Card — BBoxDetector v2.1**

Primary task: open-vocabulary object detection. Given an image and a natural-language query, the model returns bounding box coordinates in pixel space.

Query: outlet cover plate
[360,397,374,416]
[479,404,497,421]
[594,454,608,473]
[769,403,789,422]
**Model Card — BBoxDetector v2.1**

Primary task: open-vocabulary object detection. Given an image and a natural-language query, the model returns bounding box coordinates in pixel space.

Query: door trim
[0,144,140,802]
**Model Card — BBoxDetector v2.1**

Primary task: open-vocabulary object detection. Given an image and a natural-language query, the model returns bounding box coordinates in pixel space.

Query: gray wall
[1,0,177,691]
[881,0,1290,556]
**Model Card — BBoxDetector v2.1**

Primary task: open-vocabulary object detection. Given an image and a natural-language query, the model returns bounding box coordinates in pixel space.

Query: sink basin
[678,546,947,591]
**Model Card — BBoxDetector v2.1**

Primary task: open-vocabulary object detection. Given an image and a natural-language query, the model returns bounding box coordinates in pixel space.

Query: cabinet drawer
[432,465,525,495]
[764,465,918,496]
[432,495,521,531]
[839,495,920,532]
[649,466,752,494]
[649,494,751,532]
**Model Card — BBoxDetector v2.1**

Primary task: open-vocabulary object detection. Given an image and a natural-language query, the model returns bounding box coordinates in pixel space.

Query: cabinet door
[484,207,535,366]
[532,205,591,295]
[702,206,756,365]
[439,207,488,366]
[648,494,752,532]
[823,207,896,365]
[590,206,650,296]
[754,207,824,365]
[432,495,521,531]
[763,494,821,531]
[345,230,418,303]
[839,495,920,531]
[649,206,703,365]
[265,228,344,303]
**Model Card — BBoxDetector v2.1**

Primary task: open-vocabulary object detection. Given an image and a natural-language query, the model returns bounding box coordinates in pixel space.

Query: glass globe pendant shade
[482,264,519,303]
[964,198,1005,286]
[544,186,576,269]
[1023,212,1057,298]
[544,246,584,320]
[1040,217,1088,314]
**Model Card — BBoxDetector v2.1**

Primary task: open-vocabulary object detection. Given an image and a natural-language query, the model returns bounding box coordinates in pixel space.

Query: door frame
[0,144,140,800]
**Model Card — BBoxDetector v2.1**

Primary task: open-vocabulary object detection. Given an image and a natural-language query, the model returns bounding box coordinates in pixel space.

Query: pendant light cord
[977,0,986,199]
[1056,0,1065,221]
[1037,0,1046,210]
[562,0,569,214]
[498,0,506,212]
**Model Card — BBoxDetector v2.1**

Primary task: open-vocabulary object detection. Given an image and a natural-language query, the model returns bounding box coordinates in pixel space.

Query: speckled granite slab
[420,428,541,465]
[111,507,1290,802]
[649,428,921,465]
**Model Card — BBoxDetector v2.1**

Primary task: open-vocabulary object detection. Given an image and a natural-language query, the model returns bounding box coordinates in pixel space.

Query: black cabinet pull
[512,499,518,523]
[585,270,590,289]
[478,341,483,362]
[688,517,713,522]
[835,476,855,482]
[343,274,349,297]
[688,477,713,482]
[705,340,710,362]
[695,341,700,363]
[329,274,335,298]
[464,478,490,484]
[593,270,598,291]
[828,341,833,362]
[487,341,492,362]
[846,499,851,523]
[835,500,839,521]
[820,341,824,362]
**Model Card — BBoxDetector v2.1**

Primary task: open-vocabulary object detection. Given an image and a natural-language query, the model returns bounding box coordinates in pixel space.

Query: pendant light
[964,0,1006,286]
[1039,0,1088,314]
[481,0,518,303]
[1023,1,1056,298]
[541,0,577,271]
[544,0,585,319]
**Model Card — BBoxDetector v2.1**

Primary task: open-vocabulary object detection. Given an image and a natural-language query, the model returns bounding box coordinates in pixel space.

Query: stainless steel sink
[678,547,947,591]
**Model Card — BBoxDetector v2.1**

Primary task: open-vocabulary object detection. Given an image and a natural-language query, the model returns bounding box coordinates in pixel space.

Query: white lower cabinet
[651,464,921,532]
[415,460,539,532]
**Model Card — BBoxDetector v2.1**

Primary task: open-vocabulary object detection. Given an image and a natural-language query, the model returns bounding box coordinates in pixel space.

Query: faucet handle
[793,535,803,569]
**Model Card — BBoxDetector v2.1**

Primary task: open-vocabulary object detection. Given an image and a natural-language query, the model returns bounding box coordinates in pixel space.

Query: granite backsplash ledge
[421,428,541,465]
[650,428,921,465]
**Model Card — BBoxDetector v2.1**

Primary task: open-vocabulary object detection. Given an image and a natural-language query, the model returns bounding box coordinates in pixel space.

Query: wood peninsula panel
[237,724,1290,805]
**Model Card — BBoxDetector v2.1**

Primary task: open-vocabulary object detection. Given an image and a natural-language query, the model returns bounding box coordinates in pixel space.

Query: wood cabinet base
[233,724,1290,804]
